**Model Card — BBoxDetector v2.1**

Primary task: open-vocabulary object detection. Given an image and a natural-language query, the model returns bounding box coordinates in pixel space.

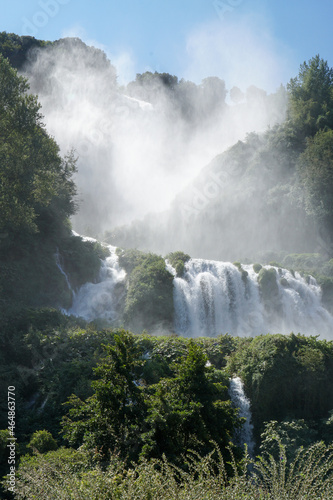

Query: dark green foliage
[227,334,333,445]
[297,129,333,235]
[62,331,146,460]
[123,253,174,332]
[116,247,148,273]
[253,263,262,273]
[166,251,191,277]
[60,236,110,290]
[287,55,333,140]
[141,342,240,464]
[28,430,58,454]
[0,311,117,445]
[0,32,51,69]
[259,419,318,461]
[0,53,107,317]
[62,333,241,466]
[0,55,77,235]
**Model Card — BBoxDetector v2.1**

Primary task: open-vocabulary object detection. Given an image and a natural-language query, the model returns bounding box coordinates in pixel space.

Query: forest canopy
[0,54,77,237]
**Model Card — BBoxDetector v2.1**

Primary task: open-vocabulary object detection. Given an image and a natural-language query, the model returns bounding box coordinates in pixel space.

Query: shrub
[166,251,191,277]
[28,430,58,454]
[10,442,333,499]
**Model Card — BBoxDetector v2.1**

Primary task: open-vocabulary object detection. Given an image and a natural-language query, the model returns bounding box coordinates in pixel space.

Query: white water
[61,244,333,337]
[55,248,73,292]
[67,244,126,322]
[229,377,255,456]
[170,259,333,338]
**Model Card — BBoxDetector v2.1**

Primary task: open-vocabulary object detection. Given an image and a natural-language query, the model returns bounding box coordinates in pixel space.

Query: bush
[28,430,58,454]
[226,334,333,444]
[60,236,109,289]
[10,442,333,499]
[166,251,191,277]
[116,248,147,273]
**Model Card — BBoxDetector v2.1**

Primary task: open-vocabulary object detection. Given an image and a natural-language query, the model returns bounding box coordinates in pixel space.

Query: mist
[22,33,288,249]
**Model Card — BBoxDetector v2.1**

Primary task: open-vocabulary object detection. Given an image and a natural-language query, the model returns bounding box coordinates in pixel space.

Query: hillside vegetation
[2,33,333,498]
[110,56,333,264]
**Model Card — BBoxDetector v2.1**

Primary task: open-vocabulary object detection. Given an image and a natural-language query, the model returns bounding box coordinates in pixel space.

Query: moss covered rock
[280,277,290,288]
[258,268,281,313]
[253,263,262,273]
[123,253,174,332]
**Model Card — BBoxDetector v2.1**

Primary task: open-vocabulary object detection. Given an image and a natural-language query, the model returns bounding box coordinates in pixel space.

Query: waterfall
[55,248,73,292]
[67,244,126,322]
[170,259,333,338]
[229,377,255,456]
[61,243,333,337]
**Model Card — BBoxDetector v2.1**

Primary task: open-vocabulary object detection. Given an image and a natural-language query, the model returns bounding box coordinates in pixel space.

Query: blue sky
[3,0,333,92]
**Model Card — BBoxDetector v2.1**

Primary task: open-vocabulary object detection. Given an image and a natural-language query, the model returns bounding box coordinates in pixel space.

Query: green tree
[62,331,146,461]
[259,419,318,461]
[0,32,51,69]
[142,342,240,464]
[0,54,77,237]
[62,335,241,466]
[226,334,333,444]
[287,55,333,140]
[297,129,333,243]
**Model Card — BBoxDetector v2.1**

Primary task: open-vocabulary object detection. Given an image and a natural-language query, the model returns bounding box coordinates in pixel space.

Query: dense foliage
[0,53,107,317]
[2,324,333,497]
[62,332,240,466]
[0,32,51,70]
[227,333,333,446]
[166,251,191,276]
[2,34,333,498]
[10,442,333,499]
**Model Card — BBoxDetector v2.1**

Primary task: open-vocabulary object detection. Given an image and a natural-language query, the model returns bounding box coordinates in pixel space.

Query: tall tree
[297,129,333,249]
[142,342,240,463]
[62,331,146,461]
[0,55,77,237]
[287,55,333,140]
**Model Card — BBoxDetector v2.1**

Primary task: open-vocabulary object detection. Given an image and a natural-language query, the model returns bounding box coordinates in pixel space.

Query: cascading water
[55,248,73,293]
[63,244,333,338]
[169,259,333,338]
[229,377,255,456]
[67,244,126,323]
